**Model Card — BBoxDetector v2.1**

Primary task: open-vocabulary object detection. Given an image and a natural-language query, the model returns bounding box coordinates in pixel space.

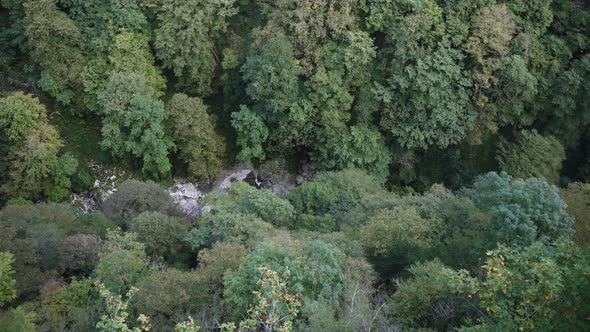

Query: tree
[386,260,464,330]
[24,0,87,104]
[130,211,190,261]
[195,241,249,295]
[45,152,79,202]
[97,72,173,177]
[464,4,516,136]
[359,208,435,277]
[378,40,474,149]
[547,55,590,146]
[223,239,345,322]
[94,231,148,294]
[95,281,151,332]
[0,307,37,332]
[168,93,225,182]
[0,92,46,144]
[133,269,209,331]
[39,278,97,331]
[102,180,177,229]
[0,93,76,201]
[560,183,590,247]
[152,0,238,95]
[109,30,166,97]
[0,252,16,306]
[497,130,565,183]
[288,169,387,230]
[241,34,302,116]
[1,123,63,200]
[215,182,296,228]
[468,172,574,246]
[486,55,538,126]
[329,126,391,181]
[506,0,553,37]
[58,234,102,276]
[253,0,361,75]
[455,242,574,331]
[231,105,269,162]
[223,268,302,332]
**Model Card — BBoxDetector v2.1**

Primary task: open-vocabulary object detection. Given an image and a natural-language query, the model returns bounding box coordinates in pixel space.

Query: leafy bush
[102,180,178,228]
[468,172,574,246]
[130,211,191,262]
[497,130,565,183]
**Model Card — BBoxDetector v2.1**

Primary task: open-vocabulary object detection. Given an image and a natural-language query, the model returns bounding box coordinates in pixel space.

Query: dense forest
[0,0,589,331]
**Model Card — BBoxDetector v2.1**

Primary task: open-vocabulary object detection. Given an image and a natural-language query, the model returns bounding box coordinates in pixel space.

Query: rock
[295,175,304,185]
[217,165,254,192]
[168,180,204,217]
[201,203,213,215]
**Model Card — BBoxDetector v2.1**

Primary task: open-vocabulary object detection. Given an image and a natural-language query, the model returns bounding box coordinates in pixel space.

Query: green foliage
[330,126,391,181]
[288,169,386,230]
[46,152,79,202]
[378,40,474,149]
[58,234,103,276]
[487,55,538,126]
[464,4,516,131]
[430,196,495,270]
[254,0,361,74]
[359,208,435,277]
[152,0,238,95]
[58,0,148,53]
[186,211,277,251]
[506,0,553,36]
[24,0,86,101]
[231,105,269,162]
[0,91,46,143]
[195,241,249,293]
[102,179,177,228]
[0,93,76,201]
[109,30,166,97]
[386,260,464,330]
[224,239,345,321]
[132,268,208,330]
[468,172,574,246]
[497,130,565,183]
[0,202,106,299]
[2,1,590,331]
[97,72,173,177]
[94,231,148,294]
[0,306,37,332]
[95,281,151,332]
[226,268,302,332]
[241,34,302,115]
[1,122,62,200]
[455,242,573,331]
[217,182,296,228]
[548,55,590,146]
[168,94,225,182]
[130,211,190,261]
[0,252,16,306]
[560,183,590,247]
[39,278,98,331]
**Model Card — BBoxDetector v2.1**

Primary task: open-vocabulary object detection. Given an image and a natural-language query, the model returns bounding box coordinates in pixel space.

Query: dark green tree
[168,93,225,182]
[468,172,574,246]
[152,0,238,95]
[102,179,177,229]
[97,72,173,177]
[231,105,269,162]
[130,211,190,261]
[497,130,565,183]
